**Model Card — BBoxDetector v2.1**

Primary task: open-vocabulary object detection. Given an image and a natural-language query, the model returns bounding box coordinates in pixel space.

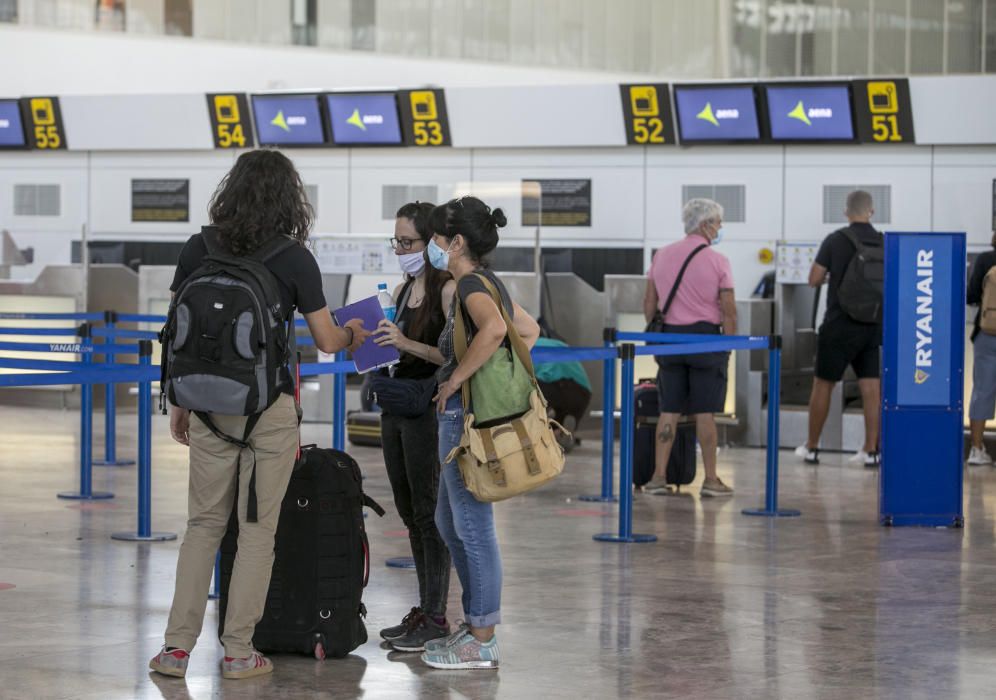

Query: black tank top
[394,278,446,380]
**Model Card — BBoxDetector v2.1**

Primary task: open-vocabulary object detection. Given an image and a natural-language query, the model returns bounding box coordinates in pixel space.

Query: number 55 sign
[20,97,67,150]
[398,89,451,147]
[852,78,915,144]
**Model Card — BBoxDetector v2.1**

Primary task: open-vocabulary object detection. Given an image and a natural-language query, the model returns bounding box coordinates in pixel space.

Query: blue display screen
[326,93,402,145]
[765,85,854,140]
[0,100,25,147]
[251,95,325,145]
[674,86,760,142]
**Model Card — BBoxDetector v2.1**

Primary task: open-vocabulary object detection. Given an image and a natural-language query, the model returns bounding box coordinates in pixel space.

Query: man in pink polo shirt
[642,198,738,497]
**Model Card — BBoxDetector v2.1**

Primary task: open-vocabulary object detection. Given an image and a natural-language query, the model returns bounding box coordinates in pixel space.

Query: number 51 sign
[853,78,915,144]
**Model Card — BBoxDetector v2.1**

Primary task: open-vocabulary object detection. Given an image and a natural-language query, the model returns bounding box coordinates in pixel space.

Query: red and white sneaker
[149,647,189,678]
[222,650,273,680]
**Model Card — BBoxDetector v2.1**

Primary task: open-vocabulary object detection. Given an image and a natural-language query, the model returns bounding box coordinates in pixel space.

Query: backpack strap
[659,243,708,323]
[251,235,298,263]
[201,228,224,256]
[194,411,263,523]
[840,227,865,255]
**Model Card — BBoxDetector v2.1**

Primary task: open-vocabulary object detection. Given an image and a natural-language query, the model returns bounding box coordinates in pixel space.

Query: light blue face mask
[712,230,724,246]
[428,239,452,271]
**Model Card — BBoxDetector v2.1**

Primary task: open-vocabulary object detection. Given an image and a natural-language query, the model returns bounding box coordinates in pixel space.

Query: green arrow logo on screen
[271,111,290,132]
[346,109,367,131]
[696,103,719,127]
[788,101,812,126]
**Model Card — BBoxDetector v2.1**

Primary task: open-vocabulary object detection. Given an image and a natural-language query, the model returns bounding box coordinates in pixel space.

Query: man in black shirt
[795,190,882,467]
[966,234,996,465]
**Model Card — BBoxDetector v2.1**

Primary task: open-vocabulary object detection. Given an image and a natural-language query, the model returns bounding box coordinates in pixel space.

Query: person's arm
[374,280,452,366]
[810,235,832,287]
[435,291,507,408]
[644,279,659,323]
[809,262,828,287]
[303,307,369,355]
[719,289,737,336]
[967,256,987,306]
[510,302,540,349]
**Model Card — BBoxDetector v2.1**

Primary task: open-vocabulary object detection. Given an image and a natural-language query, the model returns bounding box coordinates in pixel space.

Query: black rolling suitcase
[218,445,385,659]
[633,380,697,490]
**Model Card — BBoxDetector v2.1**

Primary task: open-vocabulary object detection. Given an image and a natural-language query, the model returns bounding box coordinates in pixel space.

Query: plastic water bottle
[377,283,396,323]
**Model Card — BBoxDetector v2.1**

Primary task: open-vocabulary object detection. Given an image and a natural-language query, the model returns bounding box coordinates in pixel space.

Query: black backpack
[161,230,296,417]
[837,227,884,324]
[218,446,385,659]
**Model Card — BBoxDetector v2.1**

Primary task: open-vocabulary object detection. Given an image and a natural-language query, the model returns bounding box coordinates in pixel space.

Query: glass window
[94,0,125,32]
[946,0,982,73]
[292,0,317,46]
[732,0,763,77]
[765,0,800,76]
[987,0,996,71]
[164,0,191,36]
[872,0,907,74]
[0,0,16,23]
[836,0,871,75]
[909,0,944,73]
[351,0,375,50]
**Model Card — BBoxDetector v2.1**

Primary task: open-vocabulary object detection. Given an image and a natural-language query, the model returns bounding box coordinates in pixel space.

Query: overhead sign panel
[251,94,325,146]
[852,78,915,144]
[207,93,254,149]
[673,85,761,143]
[619,84,675,145]
[397,88,451,147]
[0,99,26,148]
[20,96,67,150]
[326,93,402,146]
[764,84,855,141]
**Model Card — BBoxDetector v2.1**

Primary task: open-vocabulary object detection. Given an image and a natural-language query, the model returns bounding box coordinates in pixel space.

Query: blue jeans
[435,394,502,628]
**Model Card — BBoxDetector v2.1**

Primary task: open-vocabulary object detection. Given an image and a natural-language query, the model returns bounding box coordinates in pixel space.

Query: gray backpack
[837,227,884,324]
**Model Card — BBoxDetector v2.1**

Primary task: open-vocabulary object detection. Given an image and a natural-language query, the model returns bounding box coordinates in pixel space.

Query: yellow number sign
[407,90,447,146]
[622,84,672,146]
[25,97,63,149]
[208,94,251,149]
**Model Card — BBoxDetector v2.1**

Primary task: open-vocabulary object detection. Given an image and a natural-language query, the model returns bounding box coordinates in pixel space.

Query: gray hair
[682,198,724,234]
[845,190,874,217]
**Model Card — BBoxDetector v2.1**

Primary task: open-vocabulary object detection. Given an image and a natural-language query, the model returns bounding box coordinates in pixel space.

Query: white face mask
[397,251,426,276]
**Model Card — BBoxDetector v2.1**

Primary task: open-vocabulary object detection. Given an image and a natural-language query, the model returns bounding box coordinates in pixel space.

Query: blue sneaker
[424,621,469,652]
[421,630,500,670]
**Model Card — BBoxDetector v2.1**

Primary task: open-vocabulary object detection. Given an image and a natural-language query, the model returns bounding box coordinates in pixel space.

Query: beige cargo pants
[164,393,297,658]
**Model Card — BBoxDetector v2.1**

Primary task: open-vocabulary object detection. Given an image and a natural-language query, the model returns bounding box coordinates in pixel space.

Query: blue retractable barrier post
[94,312,134,467]
[594,344,657,544]
[581,328,618,503]
[112,341,176,542]
[58,324,113,501]
[742,337,800,518]
[333,351,347,451]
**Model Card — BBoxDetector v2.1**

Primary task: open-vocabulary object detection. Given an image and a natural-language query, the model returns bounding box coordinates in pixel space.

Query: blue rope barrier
[0,326,84,336]
[633,337,768,357]
[299,361,356,377]
[0,311,103,321]
[0,340,140,354]
[0,357,139,371]
[617,331,770,345]
[295,335,315,346]
[116,313,166,324]
[91,327,159,340]
[531,347,616,363]
[0,367,159,388]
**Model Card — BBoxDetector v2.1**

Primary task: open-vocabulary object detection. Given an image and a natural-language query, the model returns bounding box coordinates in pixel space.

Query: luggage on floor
[632,380,697,490]
[346,411,382,448]
[218,445,385,659]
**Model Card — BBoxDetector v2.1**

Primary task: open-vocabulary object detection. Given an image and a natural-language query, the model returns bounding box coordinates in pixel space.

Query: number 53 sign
[398,89,451,147]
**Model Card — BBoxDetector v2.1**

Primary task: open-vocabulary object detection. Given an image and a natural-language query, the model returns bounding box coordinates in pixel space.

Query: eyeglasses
[389,237,421,251]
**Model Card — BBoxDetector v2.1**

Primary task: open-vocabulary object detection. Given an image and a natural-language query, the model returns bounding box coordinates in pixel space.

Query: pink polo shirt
[648,234,734,326]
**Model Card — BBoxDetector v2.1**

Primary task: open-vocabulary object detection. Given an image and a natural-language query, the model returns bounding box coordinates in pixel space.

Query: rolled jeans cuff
[468,610,501,628]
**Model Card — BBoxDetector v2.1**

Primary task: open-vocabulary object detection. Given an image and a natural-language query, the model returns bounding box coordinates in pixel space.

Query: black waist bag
[218,446,385,660]
[365,374,436,417]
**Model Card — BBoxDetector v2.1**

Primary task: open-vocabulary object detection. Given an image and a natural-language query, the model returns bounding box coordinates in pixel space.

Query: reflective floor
[2,406,995,699]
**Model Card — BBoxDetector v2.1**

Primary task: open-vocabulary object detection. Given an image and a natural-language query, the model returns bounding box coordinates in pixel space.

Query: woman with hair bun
[419,196,540,671]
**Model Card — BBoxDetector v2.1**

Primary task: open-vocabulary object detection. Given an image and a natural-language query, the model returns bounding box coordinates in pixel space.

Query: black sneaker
[389,614,450,652]
[380,607,423,641]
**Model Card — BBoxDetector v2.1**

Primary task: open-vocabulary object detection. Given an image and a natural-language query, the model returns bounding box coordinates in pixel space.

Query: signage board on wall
[521,179,592,227]
[251,94,326,146]
[206,93,254,149]
[313,239,391,274]
[673,85,762,143]
[0,99,26,148]
[131,179,190,223]
[764,83,855,142]
[619,84,675,145]
[326,93,403,146]
[775,243,819,284]
[852,78,915,144]
[19,96,67,150]
[397,88,451,147]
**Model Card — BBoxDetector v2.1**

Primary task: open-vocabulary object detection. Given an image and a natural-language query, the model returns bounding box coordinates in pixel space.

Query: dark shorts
[655,322,729,415]
[815,316,881,382]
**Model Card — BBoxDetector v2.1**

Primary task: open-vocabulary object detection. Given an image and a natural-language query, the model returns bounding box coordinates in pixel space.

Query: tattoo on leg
[658,424,673,444]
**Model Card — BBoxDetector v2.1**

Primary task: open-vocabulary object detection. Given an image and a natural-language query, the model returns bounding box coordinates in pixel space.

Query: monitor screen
[765,85,854,141]
[326,93,402,145]
[0,100,26,147]
[251,95,325,146]
[674,85,761,142]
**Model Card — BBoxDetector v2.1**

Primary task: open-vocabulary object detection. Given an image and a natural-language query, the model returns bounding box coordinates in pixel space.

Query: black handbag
[365,374,437,418]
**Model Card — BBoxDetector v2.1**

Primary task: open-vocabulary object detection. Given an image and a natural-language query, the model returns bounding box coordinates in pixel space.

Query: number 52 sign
[619,84,675,146]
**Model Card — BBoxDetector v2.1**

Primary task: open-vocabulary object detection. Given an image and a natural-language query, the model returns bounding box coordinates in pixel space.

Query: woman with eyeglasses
[371,202,456,652]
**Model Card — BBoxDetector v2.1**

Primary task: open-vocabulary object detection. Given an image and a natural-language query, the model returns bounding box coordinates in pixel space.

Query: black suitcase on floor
[218,445,385,659]
[633,381,697,490]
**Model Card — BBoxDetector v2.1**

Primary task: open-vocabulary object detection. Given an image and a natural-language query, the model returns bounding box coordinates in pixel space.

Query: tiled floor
[1,405,994,699]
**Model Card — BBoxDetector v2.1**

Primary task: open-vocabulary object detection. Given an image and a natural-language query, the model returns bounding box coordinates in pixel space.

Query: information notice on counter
[131,179,190,222]
[521,179,592,227]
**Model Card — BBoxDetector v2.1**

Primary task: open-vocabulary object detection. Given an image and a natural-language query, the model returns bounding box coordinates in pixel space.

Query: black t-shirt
[967,249,996,341]
[815,222,882,326]
[169,227,327,393]
[393,278,447,381]
[437,269,515,383]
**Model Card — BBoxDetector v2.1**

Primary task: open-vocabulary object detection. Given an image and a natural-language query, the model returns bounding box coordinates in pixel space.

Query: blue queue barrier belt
[91,327,159,340]
[116,313,167,324]
[0,339,141,355]
[0,311,104,321]
[0,326,88,336]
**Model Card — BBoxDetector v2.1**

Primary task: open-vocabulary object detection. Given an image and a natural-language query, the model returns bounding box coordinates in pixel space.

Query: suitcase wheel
[314,642,326,660]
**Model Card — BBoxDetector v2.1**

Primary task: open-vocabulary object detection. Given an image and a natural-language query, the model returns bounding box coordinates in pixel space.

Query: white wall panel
[286,151,351,235]
[61,94,214,151]
[910,76,996,145]
[931,147,996,246]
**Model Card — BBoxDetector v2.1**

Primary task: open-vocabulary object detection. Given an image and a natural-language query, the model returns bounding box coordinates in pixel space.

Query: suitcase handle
[361,532,370,588]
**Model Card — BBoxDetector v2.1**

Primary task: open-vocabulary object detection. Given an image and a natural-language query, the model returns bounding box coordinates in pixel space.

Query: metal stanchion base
[385,557,416,569]
[111,531,178,541]
[593,533,658,543]
[94,459,136,467]
[58,491,114,500]
[741,508,802,518]
[579,494,618,503]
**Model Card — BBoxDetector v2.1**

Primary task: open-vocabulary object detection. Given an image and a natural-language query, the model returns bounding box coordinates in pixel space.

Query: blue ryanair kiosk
[881,231,966,527]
